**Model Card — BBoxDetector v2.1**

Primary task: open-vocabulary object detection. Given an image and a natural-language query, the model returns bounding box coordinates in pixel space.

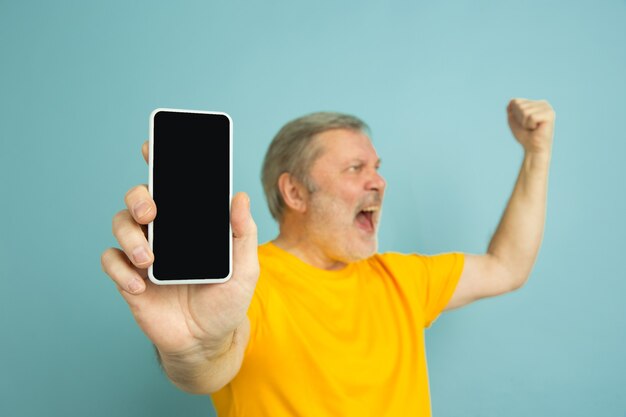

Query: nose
[366,170,386,193]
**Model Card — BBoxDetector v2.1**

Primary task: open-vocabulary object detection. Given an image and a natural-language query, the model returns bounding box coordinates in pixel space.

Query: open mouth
[355,206,379,233]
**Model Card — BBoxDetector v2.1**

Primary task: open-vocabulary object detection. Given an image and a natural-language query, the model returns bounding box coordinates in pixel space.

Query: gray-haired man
[102,98,555,416]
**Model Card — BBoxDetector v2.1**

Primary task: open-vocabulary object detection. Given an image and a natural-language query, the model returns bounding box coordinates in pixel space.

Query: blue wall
[1,1,624,416]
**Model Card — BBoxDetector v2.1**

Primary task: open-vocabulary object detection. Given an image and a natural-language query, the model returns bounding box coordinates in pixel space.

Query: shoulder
[359,252,429,291]
[367,251,464,285]
[373,251,463,269]
[367,251,429,274]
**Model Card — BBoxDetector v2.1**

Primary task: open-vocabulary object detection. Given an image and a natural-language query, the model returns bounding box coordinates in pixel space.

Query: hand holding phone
[101,111,260,388]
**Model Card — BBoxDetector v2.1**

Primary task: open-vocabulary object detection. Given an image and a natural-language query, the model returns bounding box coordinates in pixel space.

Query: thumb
[142,140,149,165]
[231,192,259,280]
[231,192,256,240]
[507,109,526,139]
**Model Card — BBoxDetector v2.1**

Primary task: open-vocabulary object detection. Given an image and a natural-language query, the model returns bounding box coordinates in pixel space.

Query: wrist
[523,150,552,171]
[155,332,236,393]
[157,331,236,366]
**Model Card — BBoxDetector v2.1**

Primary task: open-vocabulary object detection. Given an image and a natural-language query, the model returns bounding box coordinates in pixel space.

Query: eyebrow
[347,158,382,165]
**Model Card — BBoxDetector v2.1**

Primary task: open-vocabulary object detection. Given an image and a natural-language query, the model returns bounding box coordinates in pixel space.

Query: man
[101,98,555,416]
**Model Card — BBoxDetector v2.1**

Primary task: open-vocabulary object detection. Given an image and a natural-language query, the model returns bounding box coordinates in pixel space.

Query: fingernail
[128,278,142,294]
[133,201,151,218]
[132,247,150,264]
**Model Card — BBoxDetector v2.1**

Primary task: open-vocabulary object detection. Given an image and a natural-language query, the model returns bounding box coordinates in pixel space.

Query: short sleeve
[419,252,465,327]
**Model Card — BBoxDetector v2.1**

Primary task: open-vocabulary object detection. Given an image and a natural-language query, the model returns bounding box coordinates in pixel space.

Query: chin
[343,239,378,263]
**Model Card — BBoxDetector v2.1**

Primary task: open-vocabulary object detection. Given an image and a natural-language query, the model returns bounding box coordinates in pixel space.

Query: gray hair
[261,112,369,221]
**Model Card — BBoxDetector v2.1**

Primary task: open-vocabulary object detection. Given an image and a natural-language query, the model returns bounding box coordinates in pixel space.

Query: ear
[277,173,309,214]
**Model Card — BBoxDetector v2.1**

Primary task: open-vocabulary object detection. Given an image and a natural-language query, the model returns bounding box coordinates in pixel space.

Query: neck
[273,220,347,271]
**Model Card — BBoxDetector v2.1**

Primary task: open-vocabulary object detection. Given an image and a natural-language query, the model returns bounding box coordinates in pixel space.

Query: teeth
[361,206,380,212]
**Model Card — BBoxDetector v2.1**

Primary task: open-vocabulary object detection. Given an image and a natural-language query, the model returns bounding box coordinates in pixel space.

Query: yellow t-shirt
[211,242,464,416]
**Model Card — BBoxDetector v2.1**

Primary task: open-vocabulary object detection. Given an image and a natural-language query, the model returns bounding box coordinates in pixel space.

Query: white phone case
[148,108,233,285]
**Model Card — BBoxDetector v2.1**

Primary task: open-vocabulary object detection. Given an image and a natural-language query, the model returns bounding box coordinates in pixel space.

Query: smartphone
[148,108,232,284]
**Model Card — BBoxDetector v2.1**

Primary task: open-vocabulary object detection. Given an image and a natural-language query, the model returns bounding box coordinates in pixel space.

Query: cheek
[311,195,353,227]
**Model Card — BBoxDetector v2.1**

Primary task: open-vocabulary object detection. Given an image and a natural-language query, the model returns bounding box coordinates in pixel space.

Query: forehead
[312,128,379,165]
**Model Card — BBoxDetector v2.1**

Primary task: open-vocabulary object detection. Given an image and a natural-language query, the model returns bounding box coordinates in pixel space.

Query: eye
[348,164,363,172]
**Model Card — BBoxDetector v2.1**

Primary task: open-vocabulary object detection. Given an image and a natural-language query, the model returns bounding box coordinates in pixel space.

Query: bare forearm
[488,152,551,287]
[157,320,249,394]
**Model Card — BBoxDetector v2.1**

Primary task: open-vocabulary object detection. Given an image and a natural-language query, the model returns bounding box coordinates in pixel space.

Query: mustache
[357,192,383,211]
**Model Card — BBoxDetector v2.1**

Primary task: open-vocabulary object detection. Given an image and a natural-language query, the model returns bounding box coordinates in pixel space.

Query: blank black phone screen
[151,110,231,281]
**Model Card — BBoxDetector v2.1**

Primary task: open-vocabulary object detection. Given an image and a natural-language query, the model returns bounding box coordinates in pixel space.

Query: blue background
[1,1,625,416]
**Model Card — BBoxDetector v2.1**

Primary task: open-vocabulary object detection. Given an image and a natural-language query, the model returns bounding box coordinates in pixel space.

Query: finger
[509,107,538,131]
[509,101,526,128]
[508,98,543,117]
[509,98,552,115]
[523,108,554,130]
[112,209,154,268]
[508,98,530,110]
[507,111,525,138]
[509,100,543,130]
[231,192,260,284]
[517,106,555,130]
[101,247,147,295]
[510,97,528,104]
[124,184,156,224]
[142,141,149,164]
[517,101,538,111]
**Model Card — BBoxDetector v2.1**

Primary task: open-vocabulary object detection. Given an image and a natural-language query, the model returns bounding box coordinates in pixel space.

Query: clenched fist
[507,98,556,155]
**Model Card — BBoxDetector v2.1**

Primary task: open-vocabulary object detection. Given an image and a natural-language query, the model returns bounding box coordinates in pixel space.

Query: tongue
[356,211,373,232]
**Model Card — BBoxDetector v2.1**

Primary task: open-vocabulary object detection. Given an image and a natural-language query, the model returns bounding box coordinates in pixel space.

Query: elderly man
[101,98,555,416]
